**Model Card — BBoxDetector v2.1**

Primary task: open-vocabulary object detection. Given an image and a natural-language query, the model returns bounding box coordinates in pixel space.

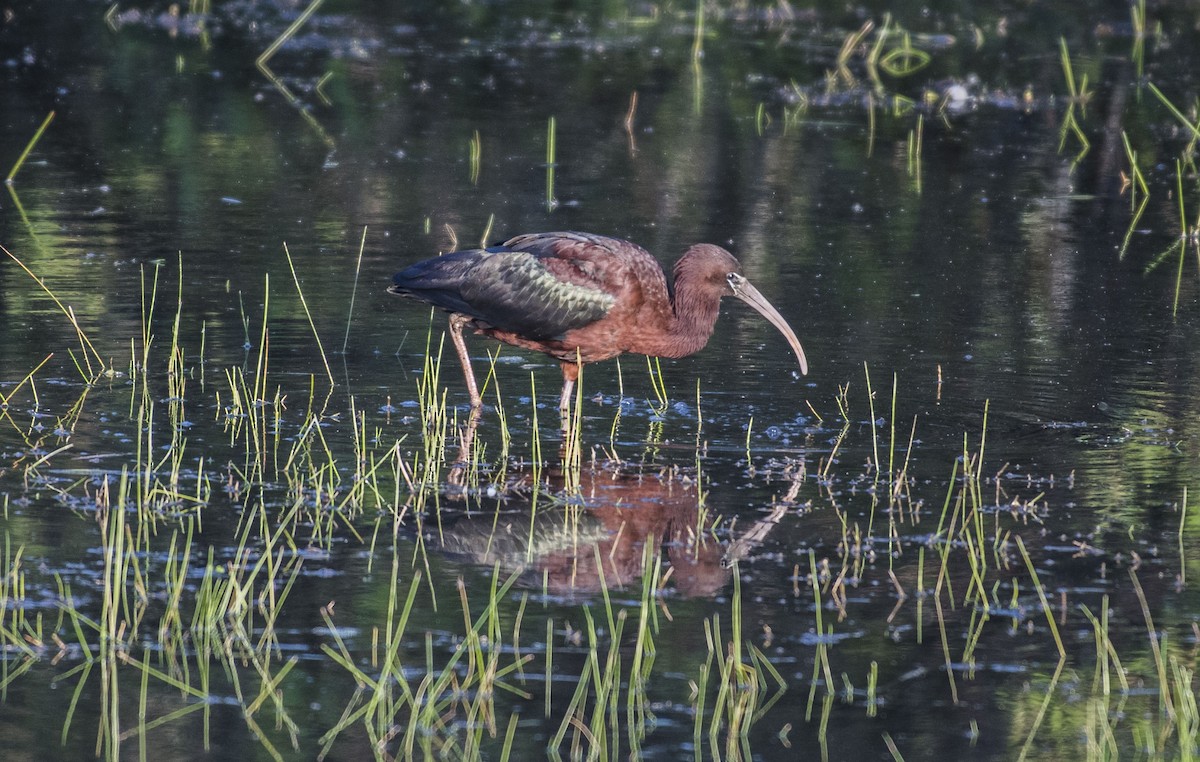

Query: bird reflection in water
[423,464,788,598]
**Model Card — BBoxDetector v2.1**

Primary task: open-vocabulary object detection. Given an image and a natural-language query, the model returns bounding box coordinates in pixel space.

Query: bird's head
[679,243,809,376]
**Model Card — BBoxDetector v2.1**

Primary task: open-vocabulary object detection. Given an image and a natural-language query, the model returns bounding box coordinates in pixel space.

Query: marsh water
[1,1,1199,759]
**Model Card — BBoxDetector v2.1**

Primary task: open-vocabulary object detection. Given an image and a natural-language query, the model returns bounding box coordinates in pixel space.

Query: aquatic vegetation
[0,244,1193,758]
[1,1,1200,759]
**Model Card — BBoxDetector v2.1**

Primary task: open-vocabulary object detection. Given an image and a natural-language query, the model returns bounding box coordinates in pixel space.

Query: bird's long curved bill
[733,279,809,375]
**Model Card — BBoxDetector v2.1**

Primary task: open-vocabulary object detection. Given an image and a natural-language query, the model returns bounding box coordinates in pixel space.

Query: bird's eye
[726,273,743,289]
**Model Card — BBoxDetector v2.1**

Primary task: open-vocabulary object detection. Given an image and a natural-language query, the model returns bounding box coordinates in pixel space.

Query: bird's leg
[448,405,481,488]
[558,361,582,467]
[559,361,581,427]
[449,314,483,409]
[447,314,482,489]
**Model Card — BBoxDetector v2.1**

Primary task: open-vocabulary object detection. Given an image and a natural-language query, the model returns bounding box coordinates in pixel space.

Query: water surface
[1,1,1198,759]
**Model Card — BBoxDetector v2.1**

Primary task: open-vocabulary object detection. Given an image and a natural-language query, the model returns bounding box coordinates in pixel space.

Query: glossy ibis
[388,231,808,416]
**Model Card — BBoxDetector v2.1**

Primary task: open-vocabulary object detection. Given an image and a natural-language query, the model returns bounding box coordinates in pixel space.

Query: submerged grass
[1057,37,1092,166]
[1,244,107,380]
[1120,131,1150,258]
[545,115,557,212]
[5,110,55,185]
[254,0,333,147]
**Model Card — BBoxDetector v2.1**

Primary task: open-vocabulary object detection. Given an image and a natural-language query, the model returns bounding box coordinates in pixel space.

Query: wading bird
[389,231,808,419]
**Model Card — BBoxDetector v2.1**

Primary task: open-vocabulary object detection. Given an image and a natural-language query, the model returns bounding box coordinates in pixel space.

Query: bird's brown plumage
[389,231,807,413]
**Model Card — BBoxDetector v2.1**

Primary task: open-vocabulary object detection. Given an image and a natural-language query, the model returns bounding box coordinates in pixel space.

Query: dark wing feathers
[388,250,483,317]
[391,234,619,340]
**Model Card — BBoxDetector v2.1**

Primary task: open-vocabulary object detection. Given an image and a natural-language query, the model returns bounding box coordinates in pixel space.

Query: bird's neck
[646,269,723,359]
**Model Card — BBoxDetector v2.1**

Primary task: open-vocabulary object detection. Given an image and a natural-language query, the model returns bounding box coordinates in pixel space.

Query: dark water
[1,1,1199,759]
